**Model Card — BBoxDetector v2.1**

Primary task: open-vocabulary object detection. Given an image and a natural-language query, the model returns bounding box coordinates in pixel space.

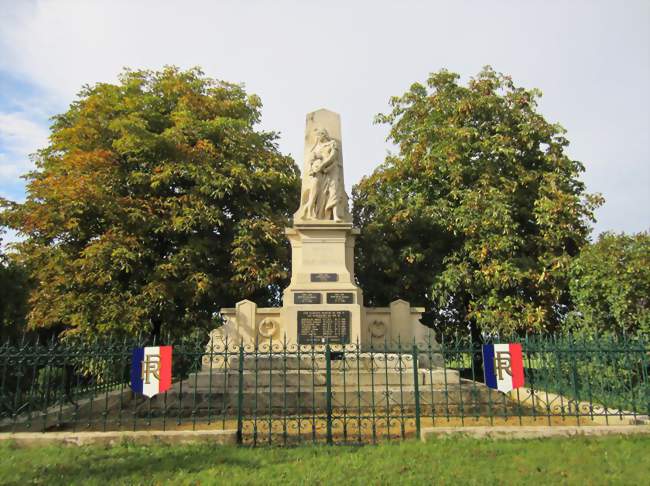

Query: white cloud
[0,111,49,179]
[0,112,49,154]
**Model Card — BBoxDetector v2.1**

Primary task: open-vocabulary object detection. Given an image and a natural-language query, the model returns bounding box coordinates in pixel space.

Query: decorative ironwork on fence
[0,334,648,445]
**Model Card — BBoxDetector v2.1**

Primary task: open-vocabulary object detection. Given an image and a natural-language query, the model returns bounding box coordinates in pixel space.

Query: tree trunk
[469,320,485,381]
[151,317,162,343]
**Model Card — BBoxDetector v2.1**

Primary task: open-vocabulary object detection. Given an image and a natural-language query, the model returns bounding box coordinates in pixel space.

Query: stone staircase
[138,353,520,417]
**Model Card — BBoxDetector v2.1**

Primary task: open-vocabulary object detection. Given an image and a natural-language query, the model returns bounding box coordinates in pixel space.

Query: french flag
[130,346,173,398]
[482,343,525,392]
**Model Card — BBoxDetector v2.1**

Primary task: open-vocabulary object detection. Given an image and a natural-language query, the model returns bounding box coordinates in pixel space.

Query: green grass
[1,436,648,485]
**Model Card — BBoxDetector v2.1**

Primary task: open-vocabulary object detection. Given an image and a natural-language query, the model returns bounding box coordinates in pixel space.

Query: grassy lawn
[1,436,648,485]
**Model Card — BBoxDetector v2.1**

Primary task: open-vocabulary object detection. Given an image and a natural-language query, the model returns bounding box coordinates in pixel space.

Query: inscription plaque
[310,273,338,282]
[298,310,350,344]
[327,292,354,304]
[294,292,322,304]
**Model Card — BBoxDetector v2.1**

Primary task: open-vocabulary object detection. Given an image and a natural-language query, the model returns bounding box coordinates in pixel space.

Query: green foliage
[567,232,650,335]
[353,67,602,334]
[0,233,30,339]
[523,333,649,415]
[1,67,300,340]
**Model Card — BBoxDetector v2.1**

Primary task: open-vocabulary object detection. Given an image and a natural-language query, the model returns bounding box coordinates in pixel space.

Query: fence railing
[0,333,648,445]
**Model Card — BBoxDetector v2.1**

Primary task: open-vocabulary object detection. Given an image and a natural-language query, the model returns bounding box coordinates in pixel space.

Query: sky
[1,0,648,244]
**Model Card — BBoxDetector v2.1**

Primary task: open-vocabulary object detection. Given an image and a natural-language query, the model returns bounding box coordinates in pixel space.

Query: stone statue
[297,127,351,222]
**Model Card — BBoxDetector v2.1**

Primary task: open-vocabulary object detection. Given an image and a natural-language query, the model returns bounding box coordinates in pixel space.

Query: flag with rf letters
[130,346,173,398]
[482,343,524,392]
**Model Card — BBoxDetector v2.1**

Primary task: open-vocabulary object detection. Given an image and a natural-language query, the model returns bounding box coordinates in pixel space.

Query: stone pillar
[389,299,411,344]
[235,300,257,344]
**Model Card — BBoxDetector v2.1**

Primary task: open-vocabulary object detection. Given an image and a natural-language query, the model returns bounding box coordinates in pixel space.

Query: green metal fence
[0,333,648,445]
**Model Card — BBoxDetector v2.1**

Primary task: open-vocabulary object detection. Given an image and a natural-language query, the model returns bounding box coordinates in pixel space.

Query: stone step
[202,353,441,371]
[145,383,508,414]
[137,395,513,416]
[183,368,459,389]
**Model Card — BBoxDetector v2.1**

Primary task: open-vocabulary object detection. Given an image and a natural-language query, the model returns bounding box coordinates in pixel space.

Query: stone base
[215,208,433,352]
[215,299,432,352]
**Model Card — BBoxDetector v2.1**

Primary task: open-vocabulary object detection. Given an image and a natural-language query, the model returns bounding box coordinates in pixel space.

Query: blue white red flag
[482,343,524,392]
[130,346,173,397]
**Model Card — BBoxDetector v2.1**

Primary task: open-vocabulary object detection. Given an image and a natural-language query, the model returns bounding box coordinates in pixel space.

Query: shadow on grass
[27,443,369,483]
[27,443,266,484]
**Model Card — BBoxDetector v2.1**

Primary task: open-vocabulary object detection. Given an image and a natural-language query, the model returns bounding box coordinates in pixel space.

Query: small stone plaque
[298,310,350,344]
[327,292,354,304]
[294,292,322,304]
[310,273,338,282]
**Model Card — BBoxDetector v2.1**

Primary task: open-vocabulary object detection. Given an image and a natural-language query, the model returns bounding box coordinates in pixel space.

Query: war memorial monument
[208,108,430,351]
[178,109,467,423]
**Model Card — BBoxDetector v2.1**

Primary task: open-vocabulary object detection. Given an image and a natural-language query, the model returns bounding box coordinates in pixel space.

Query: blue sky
[1,0,648,246]
[0,70,52,203]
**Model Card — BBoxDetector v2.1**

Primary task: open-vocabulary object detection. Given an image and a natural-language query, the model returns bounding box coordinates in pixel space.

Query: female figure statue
[298,128,350,221]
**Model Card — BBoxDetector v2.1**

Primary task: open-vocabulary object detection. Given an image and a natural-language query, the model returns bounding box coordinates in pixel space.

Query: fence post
[412,343,421,440]
[569,335,581,425]
[640,336,650,419]
[236,342,244,444]
[325,343,333,445]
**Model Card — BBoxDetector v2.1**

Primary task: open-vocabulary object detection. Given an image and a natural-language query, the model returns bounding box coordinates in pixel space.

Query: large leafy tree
[1,67,300,339]
[567,232,649,335]
[353,67,602,336]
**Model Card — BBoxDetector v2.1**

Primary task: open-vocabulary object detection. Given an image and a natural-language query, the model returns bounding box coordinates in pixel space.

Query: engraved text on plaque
[294,292,322,304]
[310,273,338,282]
[297,310,350,344]
[326,292,354,304]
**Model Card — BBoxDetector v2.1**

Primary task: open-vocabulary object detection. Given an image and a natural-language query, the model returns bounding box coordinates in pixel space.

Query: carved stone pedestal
[280,222,363,346]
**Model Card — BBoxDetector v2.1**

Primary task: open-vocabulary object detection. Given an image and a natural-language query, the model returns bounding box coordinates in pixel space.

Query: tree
[0,232,30,339]
[1,67,300,340]
[353,67,602,336]
[567,232,649,335]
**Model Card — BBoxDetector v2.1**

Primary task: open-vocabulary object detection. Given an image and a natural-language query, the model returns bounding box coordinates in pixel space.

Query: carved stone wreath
[258,318,280,338]
[370,320,386,338]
